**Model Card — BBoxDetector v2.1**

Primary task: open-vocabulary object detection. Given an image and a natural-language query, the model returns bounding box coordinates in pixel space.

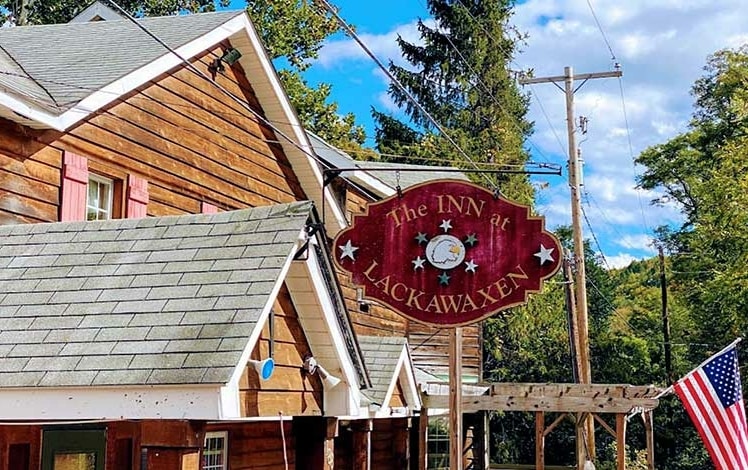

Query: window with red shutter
[201,202,218,214]
[60,151,88,221]
[126,175,149,219]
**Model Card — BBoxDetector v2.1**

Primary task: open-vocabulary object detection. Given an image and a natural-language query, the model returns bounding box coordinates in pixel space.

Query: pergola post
[535,411,545,470]
[616,413,626,470]
[643,410,655,470]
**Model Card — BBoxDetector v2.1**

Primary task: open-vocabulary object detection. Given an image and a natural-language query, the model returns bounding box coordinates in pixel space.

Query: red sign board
[332,180,563,327]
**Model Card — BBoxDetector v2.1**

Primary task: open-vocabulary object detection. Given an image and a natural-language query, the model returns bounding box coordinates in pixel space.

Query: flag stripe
[693,371,742,469]
[678,375,731,469]
[674,344,748,470]
[727,405,748,467]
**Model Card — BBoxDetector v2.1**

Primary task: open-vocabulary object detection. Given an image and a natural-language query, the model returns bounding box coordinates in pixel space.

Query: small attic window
[90,15,104,21]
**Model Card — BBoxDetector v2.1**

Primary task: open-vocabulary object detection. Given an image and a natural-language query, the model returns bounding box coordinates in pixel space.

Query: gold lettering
[506,264,529,289]
[436,195,485,217]
[363,260,380,282]
[386,209,403,227]
[477,287,498,308]
[461,294,478,312]
[440,295,462,314]
[374,275,391,293]
[406,288,425,310]
[391,283,408,302]
[425,295,443,313]
[494,278,512,299]
[418,204,428,217]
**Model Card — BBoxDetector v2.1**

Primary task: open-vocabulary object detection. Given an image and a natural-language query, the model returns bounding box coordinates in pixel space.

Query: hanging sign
[332,180,563,327]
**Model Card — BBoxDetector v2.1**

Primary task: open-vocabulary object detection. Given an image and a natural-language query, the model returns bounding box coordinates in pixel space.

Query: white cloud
[310,0,746,264]
[605,253,638,270]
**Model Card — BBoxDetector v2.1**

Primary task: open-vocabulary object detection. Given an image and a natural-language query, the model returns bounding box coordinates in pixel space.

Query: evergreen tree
[372,0,533,203]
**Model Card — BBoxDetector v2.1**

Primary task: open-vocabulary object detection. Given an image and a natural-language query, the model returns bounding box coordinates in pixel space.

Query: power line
[580,203,611,271]
[314,0,498,191]
[584,0,617,62]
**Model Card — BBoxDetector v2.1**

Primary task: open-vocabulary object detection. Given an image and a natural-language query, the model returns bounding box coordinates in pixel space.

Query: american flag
[674,344,748,469]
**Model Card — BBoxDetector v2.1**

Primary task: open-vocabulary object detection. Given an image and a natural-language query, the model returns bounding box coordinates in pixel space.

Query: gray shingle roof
[358,335,407,405]
[0,201,312,388]
[0,10,244,113]
[308,132,469,196]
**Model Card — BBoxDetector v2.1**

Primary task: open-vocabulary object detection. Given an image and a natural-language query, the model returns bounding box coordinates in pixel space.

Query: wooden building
[0,7,421,470]
[308,133,491,469]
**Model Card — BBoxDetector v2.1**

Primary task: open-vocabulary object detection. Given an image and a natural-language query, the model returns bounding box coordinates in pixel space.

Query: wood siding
[0,42,306,227]
[206,421,295,470]
[341,186,483,380]
[239,284,324,417]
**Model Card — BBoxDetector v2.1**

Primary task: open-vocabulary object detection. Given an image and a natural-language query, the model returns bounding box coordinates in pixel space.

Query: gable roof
[357,335,420,414]
[0,201,311,388]
[0,11,349,232]
[308,132,470,199]
[0,11,243,116]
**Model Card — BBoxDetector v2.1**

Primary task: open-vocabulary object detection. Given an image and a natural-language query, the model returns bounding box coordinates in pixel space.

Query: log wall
[0,41,305,227]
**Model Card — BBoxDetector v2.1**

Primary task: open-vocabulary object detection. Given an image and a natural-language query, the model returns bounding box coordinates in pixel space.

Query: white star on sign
[339,240,359,261]
[412,256,426,270]
[534,244,555,265]
[439,219,453,232]
[464,259,478,273]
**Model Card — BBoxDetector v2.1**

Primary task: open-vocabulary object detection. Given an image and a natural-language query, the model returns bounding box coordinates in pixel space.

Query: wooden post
[616,413,626,470]
[643,411,655,470]
[417,407,429,470]
[293,416,339,470]
[536,411,545,470]
[351,419,373,470]
[393,418,412,469]
[449,328,463,470]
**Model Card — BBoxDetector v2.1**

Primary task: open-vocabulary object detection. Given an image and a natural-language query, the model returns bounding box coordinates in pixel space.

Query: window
[427,416,450,470]
[87,174,114,221]
[202,432,227,470]
[41,429,105,470]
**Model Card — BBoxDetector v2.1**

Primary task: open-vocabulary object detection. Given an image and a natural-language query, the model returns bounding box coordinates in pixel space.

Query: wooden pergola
[422,382,664,470]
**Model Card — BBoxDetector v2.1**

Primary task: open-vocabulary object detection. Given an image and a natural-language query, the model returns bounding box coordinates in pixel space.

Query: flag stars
[438,272,450,286]
[464,233,478,247]
[339,240,358,261]
[415,232,429,245]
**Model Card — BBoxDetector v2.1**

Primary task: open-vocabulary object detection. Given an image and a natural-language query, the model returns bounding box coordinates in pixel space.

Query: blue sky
[227,1,748,268]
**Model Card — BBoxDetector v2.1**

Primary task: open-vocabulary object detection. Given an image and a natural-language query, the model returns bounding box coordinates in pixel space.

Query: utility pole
[658,246,673,385]
[520,66,622,470]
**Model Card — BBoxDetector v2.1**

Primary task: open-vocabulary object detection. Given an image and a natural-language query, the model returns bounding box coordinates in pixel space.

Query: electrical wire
[313,0,499,191]
[97,0,336,174]
[585,0,617,63]
[580,204,611,271]
[448,0,567,162]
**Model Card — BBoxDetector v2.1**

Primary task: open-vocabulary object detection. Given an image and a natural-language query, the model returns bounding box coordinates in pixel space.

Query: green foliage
[245,0,338,72]
[0,0,228,25]
[372,0,533,203]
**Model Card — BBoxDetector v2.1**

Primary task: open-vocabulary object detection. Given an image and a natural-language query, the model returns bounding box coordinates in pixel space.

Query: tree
[636,46,748,355]
[1,0,368,150]
[0,0,227,25]
[372,0,533,203]
[635,45,748,469]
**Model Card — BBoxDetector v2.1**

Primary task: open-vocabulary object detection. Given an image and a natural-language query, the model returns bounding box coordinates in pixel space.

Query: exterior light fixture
[303,356,341,388]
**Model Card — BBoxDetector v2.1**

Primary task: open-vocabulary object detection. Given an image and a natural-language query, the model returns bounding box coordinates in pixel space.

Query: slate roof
[0,10,244,114]
[0,201,311,388]
[358,335,408,405]
[308,132,469,196]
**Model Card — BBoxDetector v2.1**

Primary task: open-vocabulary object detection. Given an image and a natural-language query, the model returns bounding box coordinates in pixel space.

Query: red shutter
[201,202,218,214]
[60,151,88,221]
[126,175,149,219]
